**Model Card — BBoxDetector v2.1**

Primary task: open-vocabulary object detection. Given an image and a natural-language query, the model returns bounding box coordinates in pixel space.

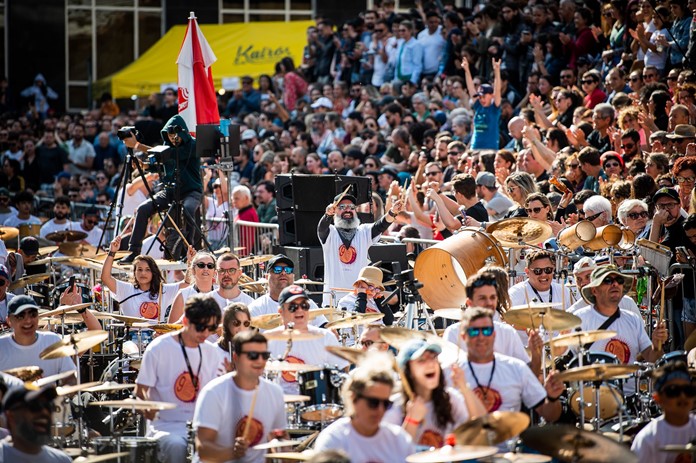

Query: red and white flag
[176,11,220,133]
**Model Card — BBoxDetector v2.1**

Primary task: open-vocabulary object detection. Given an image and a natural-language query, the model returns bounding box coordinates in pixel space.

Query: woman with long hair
[217,303,252,367]
[502,172,539,218]
[673,156,696,210]
[305,152,326,175]
[279,57,308,112]
[168,251,218,323]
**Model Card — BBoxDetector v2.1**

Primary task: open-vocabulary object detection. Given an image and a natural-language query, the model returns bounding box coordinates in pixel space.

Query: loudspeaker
[277,210,324,246]
[228,123,240,158]
[275,174,372,211]
[274,245,324,304]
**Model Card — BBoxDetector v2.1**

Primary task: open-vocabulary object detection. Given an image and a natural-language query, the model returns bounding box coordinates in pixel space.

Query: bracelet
[404,416,422,426]
[108,251,116,257]
[388,210,397,218]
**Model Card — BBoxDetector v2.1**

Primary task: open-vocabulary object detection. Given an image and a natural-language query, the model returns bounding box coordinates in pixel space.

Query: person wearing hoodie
[120,114,203,263]
[20,73,58,119]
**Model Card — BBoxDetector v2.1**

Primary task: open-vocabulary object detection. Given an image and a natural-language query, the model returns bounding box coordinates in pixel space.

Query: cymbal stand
[64,336,87,451]
[281,322,295,361]
[591,380,602,431]
[576,343,587,426]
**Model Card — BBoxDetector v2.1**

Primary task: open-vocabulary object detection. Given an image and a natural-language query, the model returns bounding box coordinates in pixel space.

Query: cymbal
[325,312,384,329]
[264,329,323,342]
[294,278,323,286]
[44,310,114,324]
[56,381,102,396]
[326,346,366,365]
[263,452,313,461]
[284,394,311,403]
[213,246,246,255]
[487,217,553,248]
[88,251,131,262]
[379,327,463,368]
[46,230,89,242]
[25,289,44,298]
[38,245,59,255]
[434,308,465,321]
[9,273,51,290]
[85,381,136,393]
[251,313,283,330]
[90,398,176,411]
[521,424,638,463]
[40,330,109,360]
[40,303,93,319]
[660,443,696,453]
[496,453,552,462]
[406,445,498,463]
[264,361,322,372]
[26,255,74,267]
[111,314,152,325]
[547,330,618,348]
[508,302,563,311]
[239,255,273,266]
[34,370,76,386]
[453,411,530,446]
[239,279,268,288]
[59,242,97,257]
[308,308,341,319]
[503,306,581,331]
[74,452,130,463]
[149,323,183,334]
[2,366,43,382]
[0,226,18,240]
[556,364,641,383]
[253,438,305,450]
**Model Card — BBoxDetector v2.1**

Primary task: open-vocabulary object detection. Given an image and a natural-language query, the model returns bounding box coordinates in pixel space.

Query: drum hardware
[297,367,345,427]
[325,346,366,365]
[453,411,530,446]
[90,436,157,463]
[74,452,130,463]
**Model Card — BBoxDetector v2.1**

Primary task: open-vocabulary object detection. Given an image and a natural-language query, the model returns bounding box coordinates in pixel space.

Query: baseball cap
[19,237,39,256]
[0,265,9,281]
[652,187,679,203]
[241,129,257,141]
[477,84,494,96]
[573,256,598,275]
[7,295,41,316]
[476,171,496,188]
[378,166,399,179]
[1,384,57,413]
[268,254,294,269]
[311,97,333,110]
[396,339,442,370]
[55,172,71,181]
[278,285,310,305]
[333,193,358,205]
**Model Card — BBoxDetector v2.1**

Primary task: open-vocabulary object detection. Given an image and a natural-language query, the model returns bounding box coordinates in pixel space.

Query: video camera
[116,126,139,140]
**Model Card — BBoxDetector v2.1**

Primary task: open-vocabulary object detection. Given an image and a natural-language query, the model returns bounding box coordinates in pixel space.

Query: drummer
[216,303,253,366]
[38,196,75,240]
[194,330,286,463]
[0,187,15,225]
[2,190,41,228]
[567,257,641,317]
[208,253,255,314]
[509,250,573,316]
[7,237,41,293]
[630,360,696,462]
[71,206,103,247]
[337,266,394,326]
[135,294,227,463]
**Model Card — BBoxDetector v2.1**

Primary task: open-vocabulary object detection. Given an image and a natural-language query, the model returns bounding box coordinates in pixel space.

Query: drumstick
[119,217,134,237]
[393,358,414,401]
[158,282,162,317]
[228,341,233,363]
[524,288,535,329]
[657,279,665,350]
[332,186,351,209]
[242,385,259,441]
[164,211,191,249]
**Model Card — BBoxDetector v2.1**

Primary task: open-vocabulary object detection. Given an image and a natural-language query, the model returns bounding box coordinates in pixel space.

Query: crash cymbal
[90,398,176,411]
[556,364,641,383]
[308,308,341,319]
[325,312,384,329]
[37,245,59,255]
[74,453,130,463]
[661,443,696,453]
[111,314,152,325]
[253,438,305,450]
[40,330,109,360]
[251,313,283,330]
[40,303,93,319]
[0,226,18,240]
[406,445,498,463]
[453,411,530,446]
[434,308,465,321]
[521,424,638,463]
[284,394,311,403]
[56,381,102,396]
[44,310,114,323]
[85,381,137,393]
[326,346,366,365]
[263,452,313,461]
[26,255,74,266]
[61,230,90,242]
[239,279,268,288]
[88,251,130,262]
[264,329,323,342]
[487,218,553,248]
[2,366,43,382]
[496,453,551,462]
[26,289,44,298]
[148,323,183,334]
[9,273,51,290]
[58,242,97,257]
[33,370,76,386]
[379,327,463,368]
[239,255,273,266]
[264,361,322,372]
[294,278,323,286]
[503,306,581,331]
[547,330,618,348]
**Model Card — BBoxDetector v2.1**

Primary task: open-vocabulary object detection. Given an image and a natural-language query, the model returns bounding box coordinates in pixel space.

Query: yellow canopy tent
[98,20,314,99]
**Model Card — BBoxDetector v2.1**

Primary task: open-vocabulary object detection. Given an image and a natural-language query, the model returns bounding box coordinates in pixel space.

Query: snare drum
[91,437,157,463]
[567,352,624,421]
[51,282,93,308]
[655,350,687,368]
[19,223,42,238]
[298,368,346,424]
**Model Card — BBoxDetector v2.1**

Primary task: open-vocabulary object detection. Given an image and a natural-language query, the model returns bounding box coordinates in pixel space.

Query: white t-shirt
[266,325,349,394]
[39,219,75,239]
[575,306,652,395]
[205,196,229,245]
[383,387,469,448]
[451,353,547,413]
[632,414,696,463]
[116,184,147,218]
[210,290,255,315]
[136,333,226,424]
[314,416,415,462]
[70,221,103,247]
[0,443,71,463]
[0,293,16,325]
[568,295,642,319]
[509,280,573,311]
[417,26,446,74]
[321,223,379,306]
[0,207,17,226]
[3,214,41,227]
[193,374,286,463]
[0,331,76,377]
[114,279,180,321]
[248,294,326,330]
[443,320,530,364]
[141,235,165,260]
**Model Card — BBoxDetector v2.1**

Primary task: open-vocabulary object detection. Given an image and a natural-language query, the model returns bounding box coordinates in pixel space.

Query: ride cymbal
[503,306,581,331]
[556,364,640,383]
[453,411,530,446]
[40,330,109,360]
[325,313,384,329]
[547,330,618,348]
[487,218,553,248]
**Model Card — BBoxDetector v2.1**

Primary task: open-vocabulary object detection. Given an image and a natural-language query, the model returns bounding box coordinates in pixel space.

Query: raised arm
[101,235,121,293]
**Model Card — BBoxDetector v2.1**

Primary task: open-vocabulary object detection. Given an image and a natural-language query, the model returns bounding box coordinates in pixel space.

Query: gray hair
[594,103,615,122]
[617,199,649,225]
[232,185,252,201]
[412,92,429,105]
[583,195,612,219]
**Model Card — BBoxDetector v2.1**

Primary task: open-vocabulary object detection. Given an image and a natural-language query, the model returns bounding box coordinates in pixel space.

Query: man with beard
[209,253,254,315]
[248,254,327,328]
[318,193,403,306]
[39,196,75,240]
[0,384,71,462]
[71,206,103,247]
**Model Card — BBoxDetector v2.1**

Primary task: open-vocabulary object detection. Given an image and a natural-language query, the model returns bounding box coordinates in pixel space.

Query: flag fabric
[176,11,220,133]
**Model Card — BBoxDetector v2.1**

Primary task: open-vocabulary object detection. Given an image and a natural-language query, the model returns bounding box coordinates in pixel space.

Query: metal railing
[666,262,696,352]
[232,220,279,256]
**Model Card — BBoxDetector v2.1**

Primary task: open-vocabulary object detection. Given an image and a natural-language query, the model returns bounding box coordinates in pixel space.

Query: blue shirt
[395,38,423,84]
[471,100,501,150]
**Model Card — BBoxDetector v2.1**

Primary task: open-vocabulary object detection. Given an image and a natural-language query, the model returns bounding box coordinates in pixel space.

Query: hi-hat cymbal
[556,364,641,383]
[294,278,323,286]
[33,370,76,386]
[26,255,74,267]
[40,330,109,360]
[264,329,323,342]
[9,273,51,290]
[434,308,465,321]
[253,438,305,450]
[90,398,175,411]
[59,242,97,257]
[74,452,130,463]
[325,312,384,329]
[503,306,581,331]
[521,424,638,463]
[547,330,618,348]
[2,366,43,382]
[453,411,530,446]
[251,313,283,330]
[326,346,366,365]
[56,381,102,396]
[111,314,152,325]
[487,218,553,248]
[239,255,273,266]
[284,394,311,403]
[46,230,89,242]
[40,303,93,319]
[264,361,322,372]
[0,226,18,241]
[406,445,498,463]
[85,382,137,393]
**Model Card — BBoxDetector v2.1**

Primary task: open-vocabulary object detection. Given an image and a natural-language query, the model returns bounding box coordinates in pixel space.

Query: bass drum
[91,437,157,463]
[567,352,624,421]
[414,227,507,309]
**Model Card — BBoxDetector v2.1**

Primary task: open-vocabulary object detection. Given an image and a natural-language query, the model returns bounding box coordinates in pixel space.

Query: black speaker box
[274,245,324,304]
[275,174,372,211]
[277,210,324,246]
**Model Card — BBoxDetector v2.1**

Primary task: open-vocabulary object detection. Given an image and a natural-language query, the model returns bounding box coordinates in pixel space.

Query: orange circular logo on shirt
[605,338,630,364]
[419,430,444,448]
[235,417,264,446]
[140,301,159,320]
[338,244,357,264]
[473,387,502,412]
[173,371,197,402]
[281,356,304,383]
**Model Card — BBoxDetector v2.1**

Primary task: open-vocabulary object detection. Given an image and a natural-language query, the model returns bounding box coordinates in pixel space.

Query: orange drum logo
[419,430,444,448]
[173,372,197,402]
[235,417,264,446]
[338,244,357,264]
[473,387,502,412]
[140,301,159,320]
[281,356,304,383]
[605,338,630,363]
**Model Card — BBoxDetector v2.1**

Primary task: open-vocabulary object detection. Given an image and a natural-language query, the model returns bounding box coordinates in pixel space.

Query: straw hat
[354,266,385,290]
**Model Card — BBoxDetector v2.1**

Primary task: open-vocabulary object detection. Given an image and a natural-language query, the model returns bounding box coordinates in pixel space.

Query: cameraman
[120,114,203,263]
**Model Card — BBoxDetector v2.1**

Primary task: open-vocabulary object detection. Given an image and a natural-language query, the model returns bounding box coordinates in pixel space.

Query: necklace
[178,333,202,394]
[531,282,552,304]
[467,358,496,403]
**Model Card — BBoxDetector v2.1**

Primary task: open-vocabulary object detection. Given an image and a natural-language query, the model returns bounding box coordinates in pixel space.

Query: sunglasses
[667,76,679,81]
[425,171,441,177]
[661,384,696,398]
[630,77,641,82]
[601,276,625,286]
[357,394,393,410]
[195,262,216,270]
[581,80,596,85]
[218,268,239,274]
[240,351,272,361]
[271,265,294,274]
[621,143,635,149]
[360,340,384,348]
[525,206,545,214]
[87,220,99,225]
[580,212,602,222]
[337,204,357,211]
[531,267,554,276]
[194,322,219,332]
[12,309,39,320]
[231,319,251,328]
[560,75,573,80]
[365,163,377,168]
[467,326,494,337]
[287,302,311,313]
[627,211,649,220]
[677,176,696,184]
[604,162,620,168]
[568,163,580,169]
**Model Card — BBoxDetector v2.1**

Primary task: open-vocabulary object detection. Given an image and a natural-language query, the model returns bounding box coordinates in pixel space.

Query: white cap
[241,129,257,141]
[573,256,598,274]
[311,97,333,109]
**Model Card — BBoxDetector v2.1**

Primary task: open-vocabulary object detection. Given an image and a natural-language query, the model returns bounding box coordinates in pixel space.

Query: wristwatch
[388,210,397,218]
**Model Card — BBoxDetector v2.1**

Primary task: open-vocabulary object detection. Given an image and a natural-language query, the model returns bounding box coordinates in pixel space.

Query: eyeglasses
[11,309,39,320]
[195,262,216,270]
[466,326,494,337]
[630,77,641,82]
[677,176,696,184]
[356,394,393,410]
[620,143,635,150]
[604,162,620,168]
[661,383,696,398]
[194,322,219,332]
[287,302,311,312]
[231,319,251,328]
[581,80,596,85]
[568,163,580,169]
[86,220,99,225]
[656,202,680,211]
[426,171,441,176]
[531,267,554,276]
[627,211,649,220]
[271,265,294,274]
[218,267,240,274]
[360,340,385,348]
[525,206,545,214]
[337,204,357,211]
[240,350,272,361]
[560,74,573,80]
[602,276,625,286]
